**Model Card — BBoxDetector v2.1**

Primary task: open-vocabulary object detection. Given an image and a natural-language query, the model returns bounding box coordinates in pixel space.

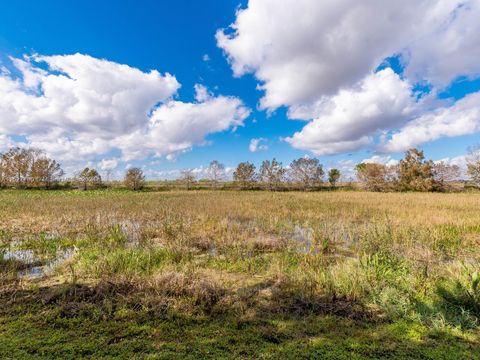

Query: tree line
[0,147,146,190]
[62,167,146,191]
[355,148,479,192]
[0,147,64,189]
[1,146,480,192]
[198,148,480,192]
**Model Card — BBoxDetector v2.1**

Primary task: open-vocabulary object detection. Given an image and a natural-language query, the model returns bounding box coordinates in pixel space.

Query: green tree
[124,168,145,190]
[397,148,435,191]
[76,167,102,190]
[328,168,341,187]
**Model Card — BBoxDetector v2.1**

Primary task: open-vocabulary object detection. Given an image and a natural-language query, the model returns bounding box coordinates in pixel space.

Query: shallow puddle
[3,248,37,263]
[208,244,218,256]
[2,246,76,279]
[292,225,313,253]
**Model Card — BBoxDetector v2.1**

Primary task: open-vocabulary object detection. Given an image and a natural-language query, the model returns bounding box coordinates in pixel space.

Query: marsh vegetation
[0,190,479,358]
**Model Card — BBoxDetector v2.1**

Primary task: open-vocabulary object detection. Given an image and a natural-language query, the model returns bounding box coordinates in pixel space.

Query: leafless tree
[233,162,256,189]
[1,147,36,188]
[180,169,196,190]
[433,161,460,191]
[467,145,480,187]
[105,169,113,183]
[207,160,225,189]
[356,163,390,191]
[259,158,285,191]
[0,154,6,188]
[289,157,324,190]
[30,156,64,189]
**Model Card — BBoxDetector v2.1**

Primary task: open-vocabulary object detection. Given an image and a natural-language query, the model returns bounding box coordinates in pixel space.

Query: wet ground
[2,246,76,279]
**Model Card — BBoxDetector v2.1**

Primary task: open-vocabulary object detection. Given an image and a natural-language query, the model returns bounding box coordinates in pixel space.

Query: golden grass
[1,189,480,328]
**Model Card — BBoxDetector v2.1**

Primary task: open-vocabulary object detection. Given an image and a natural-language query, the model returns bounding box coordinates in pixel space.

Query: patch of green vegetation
[0,298,478,359]
[206,252,272,274]
[17,234,77,257]
[79,247,189,277]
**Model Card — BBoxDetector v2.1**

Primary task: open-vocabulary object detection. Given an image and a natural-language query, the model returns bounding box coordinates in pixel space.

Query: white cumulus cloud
[383,92,480,153]
[0,53,250,165]
[218,0,480,155]
[217,0,464,111]
[115,92,250,161]
[405,1,480,88]
[285,69,417,155]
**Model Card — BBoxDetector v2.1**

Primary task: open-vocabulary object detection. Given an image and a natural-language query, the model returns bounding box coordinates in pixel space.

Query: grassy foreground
[1,189,479,359]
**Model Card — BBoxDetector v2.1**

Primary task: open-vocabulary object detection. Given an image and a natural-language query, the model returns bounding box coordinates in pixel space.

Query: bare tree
[259,158,285,191]
[433,161,460,191]
[328,168,341,187]
[233,162,256,189]
[467,145,480,187]
[207,160,225,189]
[356,163,390,191]
[124,168,145,190]
[289,157,324,190]
[76,167,102,190]
[180,169,196,190]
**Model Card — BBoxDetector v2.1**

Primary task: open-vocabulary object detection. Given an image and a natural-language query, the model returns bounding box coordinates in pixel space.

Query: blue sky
[0,0,479,179]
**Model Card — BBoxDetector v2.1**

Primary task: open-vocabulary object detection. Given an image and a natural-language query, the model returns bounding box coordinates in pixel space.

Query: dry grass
[1,189,480,357]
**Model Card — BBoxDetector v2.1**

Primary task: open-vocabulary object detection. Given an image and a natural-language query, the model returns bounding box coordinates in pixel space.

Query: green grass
[1,301,477,359]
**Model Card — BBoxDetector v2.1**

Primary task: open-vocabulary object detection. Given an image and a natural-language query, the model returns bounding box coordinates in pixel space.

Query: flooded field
[0,189,479,358]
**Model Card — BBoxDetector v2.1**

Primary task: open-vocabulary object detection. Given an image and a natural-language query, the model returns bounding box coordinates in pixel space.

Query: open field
[1,189,480,359]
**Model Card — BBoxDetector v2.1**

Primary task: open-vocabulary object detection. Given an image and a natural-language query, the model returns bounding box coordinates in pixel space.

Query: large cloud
[405,0,480,88]
[285,69,417,154]
[0,53,180,135]
[218,0,480,154]
[0,53,250,164]
[217,0,466,110]
[383,92,480,152]
[114,90,250,160]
